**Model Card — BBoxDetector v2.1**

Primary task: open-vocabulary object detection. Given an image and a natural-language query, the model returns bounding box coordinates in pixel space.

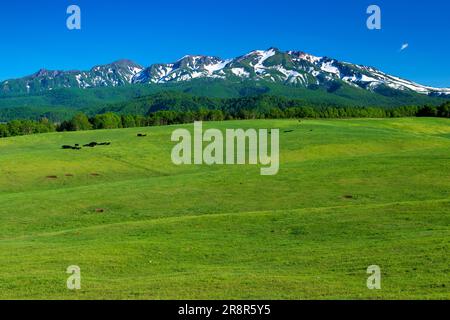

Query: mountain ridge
[2,48,449,98]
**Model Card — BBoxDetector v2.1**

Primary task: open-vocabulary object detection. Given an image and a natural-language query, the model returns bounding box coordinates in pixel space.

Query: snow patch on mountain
[252,49,277,74]
[320,61,340,77]
[231,68,250,78]
[204,59,231,74]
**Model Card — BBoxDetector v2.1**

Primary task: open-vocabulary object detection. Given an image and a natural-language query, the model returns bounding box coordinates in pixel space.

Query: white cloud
[400,43,409,51]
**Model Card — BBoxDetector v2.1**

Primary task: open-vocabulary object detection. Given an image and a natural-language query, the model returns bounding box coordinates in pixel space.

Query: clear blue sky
[0,0,449,87]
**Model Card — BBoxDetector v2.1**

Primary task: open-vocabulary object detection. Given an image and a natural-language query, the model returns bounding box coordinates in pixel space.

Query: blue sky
[0,0,449,87]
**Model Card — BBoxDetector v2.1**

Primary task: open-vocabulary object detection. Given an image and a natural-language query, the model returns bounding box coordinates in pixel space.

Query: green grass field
[0,118,449,300]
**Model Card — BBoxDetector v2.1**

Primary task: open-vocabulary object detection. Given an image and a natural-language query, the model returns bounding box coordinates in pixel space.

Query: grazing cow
[62,145,81,150]
[84,142,98,148]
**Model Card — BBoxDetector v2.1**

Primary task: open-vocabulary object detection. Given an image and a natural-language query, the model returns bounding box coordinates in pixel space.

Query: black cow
[84,142,98,148]
[62,145,82,150]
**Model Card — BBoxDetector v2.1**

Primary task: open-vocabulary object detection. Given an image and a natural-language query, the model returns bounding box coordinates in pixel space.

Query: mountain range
[2,47,450,97]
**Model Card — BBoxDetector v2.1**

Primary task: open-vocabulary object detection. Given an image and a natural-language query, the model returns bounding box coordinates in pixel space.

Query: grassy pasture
[0,118,449,299]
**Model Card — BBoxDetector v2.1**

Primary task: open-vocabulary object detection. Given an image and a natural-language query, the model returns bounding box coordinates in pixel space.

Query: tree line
[1,101,449,138]
[0,118,56,137]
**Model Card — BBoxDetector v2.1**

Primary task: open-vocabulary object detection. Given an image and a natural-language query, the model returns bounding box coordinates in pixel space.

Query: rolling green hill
[0,118,449,299]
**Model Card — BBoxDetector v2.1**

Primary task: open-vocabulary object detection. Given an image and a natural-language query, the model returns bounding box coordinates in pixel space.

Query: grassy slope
[0,118,449,299]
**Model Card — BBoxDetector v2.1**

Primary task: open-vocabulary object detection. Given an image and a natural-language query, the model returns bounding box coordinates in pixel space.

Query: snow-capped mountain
[0,60,144,94]
[1,48,449,96]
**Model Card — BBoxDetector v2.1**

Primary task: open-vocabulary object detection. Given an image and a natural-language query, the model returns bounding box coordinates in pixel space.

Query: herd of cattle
[62,142,111,150]
[62,134,147,150]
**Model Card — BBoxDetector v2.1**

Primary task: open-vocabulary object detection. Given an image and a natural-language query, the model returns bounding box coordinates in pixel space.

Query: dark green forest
[1,95,449,138]
[1,78,449,123]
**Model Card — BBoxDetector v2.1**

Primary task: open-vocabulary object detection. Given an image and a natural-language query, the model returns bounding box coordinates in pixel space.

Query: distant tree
[93,112,122,129]
[0,124,9,137]
[296,107,317,118]
[57,120,73,132]
[34,118,55,133]
[207,110,225,121]
[417,105,438,117]
[121,114,136,128]
[437,102,450,118]
[268,108,284,119]
[71,113,92,131]
[134,115,147,127]
[7,120,22,136]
